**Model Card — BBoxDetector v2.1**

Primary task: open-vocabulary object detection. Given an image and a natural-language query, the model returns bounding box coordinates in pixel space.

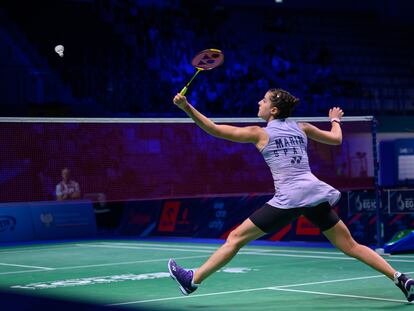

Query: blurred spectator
[56,168,81,200]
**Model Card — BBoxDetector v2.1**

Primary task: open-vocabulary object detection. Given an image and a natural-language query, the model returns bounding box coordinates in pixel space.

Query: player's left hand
[329,107,344,120]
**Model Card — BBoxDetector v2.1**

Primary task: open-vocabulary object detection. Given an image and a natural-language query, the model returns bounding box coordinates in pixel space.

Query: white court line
[0,255,209,275]
[76,244,212,253]
[99,242,221,250]
[53,255,209,270]
[107,287,272,306]
[240,251,355,261]
[100,242,414,262]
[81,244,349,260]
[269,288,408,303]
[80,243,414,263]
[0,269,48,276]
[94,243,414,263]
[0,245,84,255]
[1,241,411,259]
[0,263,54,270]
[108,272,414,306]
[99,242,344,255]
[2,243,412,276]
[240,251,414,263]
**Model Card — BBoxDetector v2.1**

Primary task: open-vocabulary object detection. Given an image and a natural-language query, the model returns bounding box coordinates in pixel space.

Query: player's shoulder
[297,122,313,132]
[245,125,267,136]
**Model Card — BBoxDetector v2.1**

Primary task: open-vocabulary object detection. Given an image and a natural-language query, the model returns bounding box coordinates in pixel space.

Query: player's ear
[270,106,279,116]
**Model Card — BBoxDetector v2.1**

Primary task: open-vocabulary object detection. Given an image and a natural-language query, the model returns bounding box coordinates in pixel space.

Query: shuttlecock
[55,45,64,57]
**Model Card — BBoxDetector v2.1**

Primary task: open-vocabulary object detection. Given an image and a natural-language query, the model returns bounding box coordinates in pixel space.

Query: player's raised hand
[329,107,344,120]
[173,93,189,110]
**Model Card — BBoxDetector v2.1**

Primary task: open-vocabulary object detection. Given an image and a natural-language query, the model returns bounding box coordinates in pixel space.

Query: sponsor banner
[29,200,96,239]
[395,139,414,183]
[117,193,414,246]
[388,190,414,213]
[118,201,161,236]
[155,200,198,236]
[193,195,270,238]
[0,204,35,242]
[158,201,181,232]
[347,190,387,215]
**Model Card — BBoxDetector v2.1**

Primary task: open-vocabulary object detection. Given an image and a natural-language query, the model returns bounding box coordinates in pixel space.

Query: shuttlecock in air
[55,45,64,57]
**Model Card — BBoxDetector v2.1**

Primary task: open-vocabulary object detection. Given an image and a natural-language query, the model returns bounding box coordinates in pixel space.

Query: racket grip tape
[179,86,188,96]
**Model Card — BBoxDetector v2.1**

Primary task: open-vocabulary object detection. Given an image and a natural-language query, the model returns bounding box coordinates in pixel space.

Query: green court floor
[0,240,413,310]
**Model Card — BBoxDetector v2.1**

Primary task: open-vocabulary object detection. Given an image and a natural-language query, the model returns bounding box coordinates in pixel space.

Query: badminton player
[168,89,414,302]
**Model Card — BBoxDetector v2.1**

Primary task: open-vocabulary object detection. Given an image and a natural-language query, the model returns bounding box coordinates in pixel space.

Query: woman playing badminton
[168,89,414,302]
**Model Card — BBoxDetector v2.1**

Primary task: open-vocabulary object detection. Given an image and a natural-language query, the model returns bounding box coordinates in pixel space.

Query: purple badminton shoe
[168,259,198,295]
[395,273,414,302]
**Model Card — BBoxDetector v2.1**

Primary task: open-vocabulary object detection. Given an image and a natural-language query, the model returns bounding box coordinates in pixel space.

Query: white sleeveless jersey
[261,119,341,209]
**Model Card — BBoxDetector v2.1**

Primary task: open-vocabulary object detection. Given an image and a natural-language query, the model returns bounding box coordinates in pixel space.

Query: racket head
[191,48,224,71]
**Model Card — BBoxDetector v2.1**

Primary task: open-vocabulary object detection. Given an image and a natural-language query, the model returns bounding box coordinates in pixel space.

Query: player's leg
[304,202,414,302]
[168,218,265,295]
[323,220,395,278]
[324,220,414,302]
[168,203,299,295]
[193,218,265,284]
[193,204,300,284]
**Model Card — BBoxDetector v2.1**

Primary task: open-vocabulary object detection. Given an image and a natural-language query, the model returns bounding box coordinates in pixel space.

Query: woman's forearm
[182,104,219,137]
[330,122,343,144]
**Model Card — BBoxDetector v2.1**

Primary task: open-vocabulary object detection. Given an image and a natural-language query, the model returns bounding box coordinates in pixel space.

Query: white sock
[394,271,402,284]
[191,270,200,287]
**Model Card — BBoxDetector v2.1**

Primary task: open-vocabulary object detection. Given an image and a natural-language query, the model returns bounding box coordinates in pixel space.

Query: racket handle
[179,86,188,96]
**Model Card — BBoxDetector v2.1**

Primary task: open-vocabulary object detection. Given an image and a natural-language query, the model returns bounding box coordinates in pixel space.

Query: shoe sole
[168,259,189,296]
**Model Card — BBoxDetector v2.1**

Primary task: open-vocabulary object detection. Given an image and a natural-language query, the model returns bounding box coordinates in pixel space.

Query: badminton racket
[180,48,224,96]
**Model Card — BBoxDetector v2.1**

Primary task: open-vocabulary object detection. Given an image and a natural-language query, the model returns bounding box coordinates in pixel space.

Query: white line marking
[0,255,209,275]
[99,242,222,250]
[274,275,391,288]
[269,288,408,303]
[107,287,272,306]
[0,245,84,255]
[240,251,414,263]
[0,263,54,270]
[99,242,343,255]
[240,251,355,261]
[81,244,414,263]
[53,255,209,270]
[99,242,414,261]
[80,244,352,261]
[0,269,49,275]
[76,244,213,253]
[107,270,414,306]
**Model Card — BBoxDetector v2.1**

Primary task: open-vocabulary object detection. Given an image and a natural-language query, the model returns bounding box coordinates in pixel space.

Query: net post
[372,117,383,249]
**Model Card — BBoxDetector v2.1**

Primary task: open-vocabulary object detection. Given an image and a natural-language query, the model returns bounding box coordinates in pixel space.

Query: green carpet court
[0,240,413,310]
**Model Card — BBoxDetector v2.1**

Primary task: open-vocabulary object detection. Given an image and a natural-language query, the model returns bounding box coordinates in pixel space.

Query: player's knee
[340,239,359,256]
[226,230,245,249]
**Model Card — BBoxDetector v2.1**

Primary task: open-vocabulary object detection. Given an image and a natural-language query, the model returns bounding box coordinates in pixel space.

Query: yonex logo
[0,216,16,232]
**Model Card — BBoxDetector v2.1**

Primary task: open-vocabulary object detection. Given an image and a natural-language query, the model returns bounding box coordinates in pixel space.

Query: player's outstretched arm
[299,107,344,145]
[173,94,266,145]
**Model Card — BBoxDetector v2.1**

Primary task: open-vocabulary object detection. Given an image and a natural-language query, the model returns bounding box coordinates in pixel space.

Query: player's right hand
[173,93,189,109]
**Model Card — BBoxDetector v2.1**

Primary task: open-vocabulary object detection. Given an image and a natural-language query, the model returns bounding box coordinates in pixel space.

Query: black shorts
[249,201,340,233]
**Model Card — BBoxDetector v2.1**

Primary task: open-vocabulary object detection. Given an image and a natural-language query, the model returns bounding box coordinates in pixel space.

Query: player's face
[257,91,274,120]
